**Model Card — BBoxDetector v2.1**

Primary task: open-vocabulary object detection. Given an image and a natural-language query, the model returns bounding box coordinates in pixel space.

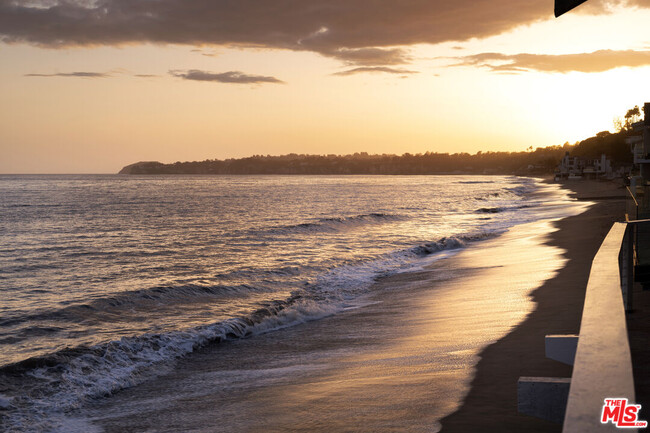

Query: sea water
[0,174,580,431]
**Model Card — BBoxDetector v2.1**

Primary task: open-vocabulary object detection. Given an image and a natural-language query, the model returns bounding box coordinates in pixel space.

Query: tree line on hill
[119,106,642,175]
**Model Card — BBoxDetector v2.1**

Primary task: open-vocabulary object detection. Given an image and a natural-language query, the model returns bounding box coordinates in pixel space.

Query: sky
[1,0,650,173]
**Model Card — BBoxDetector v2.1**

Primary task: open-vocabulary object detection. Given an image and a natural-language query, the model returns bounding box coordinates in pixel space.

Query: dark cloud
[0,0,641,65]
[333,66,418,76]
[169,69,284,84]
[24,71,109,78]
[452,49,650,73]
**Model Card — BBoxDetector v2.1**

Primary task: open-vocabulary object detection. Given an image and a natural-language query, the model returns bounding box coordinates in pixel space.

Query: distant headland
[119,129,632,176]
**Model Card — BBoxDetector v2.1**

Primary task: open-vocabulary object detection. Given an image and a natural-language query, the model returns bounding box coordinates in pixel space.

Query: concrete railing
[518,222,638,431]
[563,222,636,432]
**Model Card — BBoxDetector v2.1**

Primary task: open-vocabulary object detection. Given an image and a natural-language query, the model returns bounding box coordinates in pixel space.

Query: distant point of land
[119,129,632,175]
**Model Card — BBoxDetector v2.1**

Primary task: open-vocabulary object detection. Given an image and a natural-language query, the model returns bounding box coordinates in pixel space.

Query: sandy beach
[83,222,572,431]
[57,178,623,433]
[441,178,627,432]
[2,176,623,432]
[5,175,593,433]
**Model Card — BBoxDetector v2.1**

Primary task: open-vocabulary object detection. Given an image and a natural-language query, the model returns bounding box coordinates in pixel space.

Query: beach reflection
[85,219,575,432]
[246,221,568,432]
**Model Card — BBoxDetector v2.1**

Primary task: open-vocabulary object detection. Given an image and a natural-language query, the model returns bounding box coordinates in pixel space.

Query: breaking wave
[0,230,498,432]
[262,213,405,235]
[475,207,504,214]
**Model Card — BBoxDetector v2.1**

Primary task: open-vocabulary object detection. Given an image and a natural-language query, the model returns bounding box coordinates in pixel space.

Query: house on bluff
[554,152,612,180]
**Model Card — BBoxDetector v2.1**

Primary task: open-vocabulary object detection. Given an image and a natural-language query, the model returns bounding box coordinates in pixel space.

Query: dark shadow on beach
[440,179,626,432]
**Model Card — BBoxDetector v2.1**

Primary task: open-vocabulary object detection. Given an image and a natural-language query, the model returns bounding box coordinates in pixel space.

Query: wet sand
[77,179,626,433]
[85,225,570,432]
[70,177,620,433]
[440,178,627,432]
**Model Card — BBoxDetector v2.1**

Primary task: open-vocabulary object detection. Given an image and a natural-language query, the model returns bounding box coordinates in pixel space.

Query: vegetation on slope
[119,106,642,175]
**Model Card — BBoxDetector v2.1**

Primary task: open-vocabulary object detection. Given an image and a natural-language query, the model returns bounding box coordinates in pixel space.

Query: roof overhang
[555,0,588,17]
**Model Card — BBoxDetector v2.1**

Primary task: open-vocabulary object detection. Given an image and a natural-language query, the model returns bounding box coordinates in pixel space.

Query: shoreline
[439,178,627,432]
[7,176,619,432]
[79,178,593,433]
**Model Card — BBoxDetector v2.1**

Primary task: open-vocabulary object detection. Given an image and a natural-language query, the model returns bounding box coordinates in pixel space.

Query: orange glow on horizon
[1,6,649,173]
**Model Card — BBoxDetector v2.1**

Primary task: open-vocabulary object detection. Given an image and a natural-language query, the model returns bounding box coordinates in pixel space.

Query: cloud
[0,0,643,65]
[323,47,411,66]
[333,66,418,76]
[169,69,284,84]
[23,70,161,78]
[452,49,650,73]
[24,71,109,78]
[22,69,284,82]
[189,48,220,57]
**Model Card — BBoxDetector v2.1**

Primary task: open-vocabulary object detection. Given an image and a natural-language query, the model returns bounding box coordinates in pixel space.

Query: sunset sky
[1,0,650,173]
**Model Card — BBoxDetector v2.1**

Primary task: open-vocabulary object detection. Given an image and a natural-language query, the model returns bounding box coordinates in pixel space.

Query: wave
[214,265,303,280]
[410,237,467,256]
[0,229,500,432]
[0,294,338,432]
[263,213,405,236]
[0,282,274,330]
[475,207,504,214]
[506,184,534,196]
[474,203,537,214]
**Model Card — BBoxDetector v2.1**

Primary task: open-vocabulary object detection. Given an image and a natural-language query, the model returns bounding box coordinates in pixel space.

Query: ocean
[0,175,585,432]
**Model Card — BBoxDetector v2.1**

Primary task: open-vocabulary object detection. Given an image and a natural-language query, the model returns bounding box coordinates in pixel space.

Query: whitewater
[0,174,582,432]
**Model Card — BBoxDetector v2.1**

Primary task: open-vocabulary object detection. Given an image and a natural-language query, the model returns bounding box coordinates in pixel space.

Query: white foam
[1,177,587,432]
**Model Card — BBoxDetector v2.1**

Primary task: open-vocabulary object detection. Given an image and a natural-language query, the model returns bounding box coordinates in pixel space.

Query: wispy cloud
[1,0,643,66]
[24,71,109,78]
[169,70,284,84]
[451,49,650,73]
[190,48,220,57]
[333,66,418,76]
[24,70,162,79]
[323,47,411,66]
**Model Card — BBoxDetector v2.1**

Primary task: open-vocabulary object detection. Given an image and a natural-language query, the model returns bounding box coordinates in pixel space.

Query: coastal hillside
[119,128,635,175]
